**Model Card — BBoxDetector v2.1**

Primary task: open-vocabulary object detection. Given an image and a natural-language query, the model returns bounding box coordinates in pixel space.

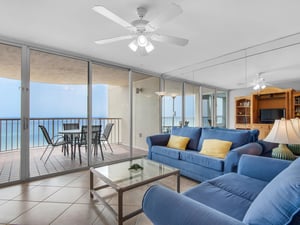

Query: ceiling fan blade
[151,34,188,46]
[93,6,136,32]
[146,3,183,31]
[95,35,134,45]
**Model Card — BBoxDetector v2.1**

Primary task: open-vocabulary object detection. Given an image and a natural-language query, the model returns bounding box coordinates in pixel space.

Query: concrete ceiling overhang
[0,44,148,86]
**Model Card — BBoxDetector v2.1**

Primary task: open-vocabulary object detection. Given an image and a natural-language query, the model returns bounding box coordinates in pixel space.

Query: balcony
[0,117,147,185]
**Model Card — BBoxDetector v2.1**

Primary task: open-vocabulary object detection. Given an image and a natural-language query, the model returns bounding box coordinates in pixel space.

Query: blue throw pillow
[243,157,300,225]
[171,127,201,150]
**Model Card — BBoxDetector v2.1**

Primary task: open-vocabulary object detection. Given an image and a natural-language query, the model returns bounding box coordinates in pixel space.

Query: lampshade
[264,118,300,144]
[291,118,300,134]
[264,118,300,160]
[290,118,300,155]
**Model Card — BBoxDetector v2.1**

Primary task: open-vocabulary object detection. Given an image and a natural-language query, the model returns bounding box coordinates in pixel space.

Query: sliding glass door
[0,43,22,184]
[29,50,88,178]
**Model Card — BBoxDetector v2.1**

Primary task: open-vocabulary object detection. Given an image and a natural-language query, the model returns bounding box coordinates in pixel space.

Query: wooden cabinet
[235,87,298,138]
[251,123,273,139]
[251,87,292,123]
[293,92,300,118]
[235,96,251,129]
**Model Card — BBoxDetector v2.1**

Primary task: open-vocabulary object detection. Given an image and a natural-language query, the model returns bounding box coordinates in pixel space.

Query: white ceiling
[1,0,300,90]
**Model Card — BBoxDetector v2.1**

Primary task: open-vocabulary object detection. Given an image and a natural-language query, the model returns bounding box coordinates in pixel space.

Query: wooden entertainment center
[235,87,300,139]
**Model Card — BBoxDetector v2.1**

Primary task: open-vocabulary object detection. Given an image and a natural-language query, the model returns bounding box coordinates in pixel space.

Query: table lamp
[264,118,300,160]
[290,118,300,155]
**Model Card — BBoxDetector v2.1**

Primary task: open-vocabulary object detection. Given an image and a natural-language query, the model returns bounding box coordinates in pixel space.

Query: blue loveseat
[143,155,300,225]
[146,127,262,181]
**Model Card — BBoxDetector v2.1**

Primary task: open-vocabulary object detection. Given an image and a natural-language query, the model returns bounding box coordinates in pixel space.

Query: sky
[0,78,108,118]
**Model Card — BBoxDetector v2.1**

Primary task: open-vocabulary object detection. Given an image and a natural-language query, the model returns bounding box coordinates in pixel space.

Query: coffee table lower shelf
[90,162,180,225]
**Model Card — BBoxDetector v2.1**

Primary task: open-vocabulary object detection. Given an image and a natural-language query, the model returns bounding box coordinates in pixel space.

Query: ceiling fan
[92,3,189,55]
[238,64,300,90]
[237,72,271,90]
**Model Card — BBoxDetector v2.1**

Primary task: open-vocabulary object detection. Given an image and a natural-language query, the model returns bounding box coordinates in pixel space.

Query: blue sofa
[143,155,300,225]
[146,127,262,181]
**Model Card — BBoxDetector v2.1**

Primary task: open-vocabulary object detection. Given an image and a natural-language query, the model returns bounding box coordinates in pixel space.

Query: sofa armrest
[238,154,292,182]
[146,134,170,159]
[224,142,263,173]
[146,134,170,148]
[257,140,278,156]
[142,185,245,225]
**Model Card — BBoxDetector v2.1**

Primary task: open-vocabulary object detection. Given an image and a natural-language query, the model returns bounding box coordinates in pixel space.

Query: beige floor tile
[0,167,198,225]
[134,213,153,225]
[51,203,104,225]
[13,186,61,201]
[65,173,90,188]
[11,202,71,225]
[0,200,38,224]
[45,187,87,203]
[37,173,82,187]
[75,192,103,205]
[0,184,34,200]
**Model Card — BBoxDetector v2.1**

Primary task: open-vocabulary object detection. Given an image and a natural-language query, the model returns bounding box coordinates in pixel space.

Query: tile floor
[0,170,198,225]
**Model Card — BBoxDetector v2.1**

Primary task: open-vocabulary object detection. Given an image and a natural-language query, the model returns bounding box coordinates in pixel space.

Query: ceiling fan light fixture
[137,35,148,47]
[128,40,138,52]
[145,41,154,53]
[253,84,260,91]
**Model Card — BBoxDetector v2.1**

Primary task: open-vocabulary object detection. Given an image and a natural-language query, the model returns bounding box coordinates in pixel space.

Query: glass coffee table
[90,158,180,225]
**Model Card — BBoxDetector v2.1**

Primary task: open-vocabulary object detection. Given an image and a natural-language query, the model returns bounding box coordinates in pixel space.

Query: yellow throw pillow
[167,135,190,150]
[200,139,232,158]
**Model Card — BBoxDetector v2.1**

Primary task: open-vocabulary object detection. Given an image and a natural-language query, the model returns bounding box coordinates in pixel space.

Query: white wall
[108,85,129,145]
[133,76,160,150]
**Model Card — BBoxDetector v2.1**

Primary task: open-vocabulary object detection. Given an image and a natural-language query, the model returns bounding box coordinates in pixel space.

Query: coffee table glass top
[92,158,178,188]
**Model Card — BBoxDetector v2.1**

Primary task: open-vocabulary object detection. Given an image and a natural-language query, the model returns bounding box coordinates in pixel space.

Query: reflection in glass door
[29,50,88,178]
[162,80,183,133]
[0,43,22,184]
[184,83,200,127]
[216,91,227,128]
[201,87,215,127]
[91,63,129,166]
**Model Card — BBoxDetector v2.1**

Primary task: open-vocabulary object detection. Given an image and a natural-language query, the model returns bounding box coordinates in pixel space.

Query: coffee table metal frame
[90,159,180,225]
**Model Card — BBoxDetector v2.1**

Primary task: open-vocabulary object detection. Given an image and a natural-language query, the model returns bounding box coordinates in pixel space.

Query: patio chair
[100,123,114,152]
[39,125,66,164]
[78,125,104,161]
[62,123,80,155]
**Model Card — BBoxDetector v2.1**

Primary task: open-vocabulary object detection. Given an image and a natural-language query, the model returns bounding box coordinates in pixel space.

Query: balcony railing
[0,117,121,152]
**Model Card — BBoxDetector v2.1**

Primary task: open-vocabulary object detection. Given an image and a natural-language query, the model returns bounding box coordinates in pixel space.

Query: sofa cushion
[151,146,181,159]
[200,139,232,158]
[198,128,251,150]
[212,127,259,142]
[183,173,268,221]
[167,135,190,150]
[172,127,202,150]
[243,157,300,225]
[180,150,224,171]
